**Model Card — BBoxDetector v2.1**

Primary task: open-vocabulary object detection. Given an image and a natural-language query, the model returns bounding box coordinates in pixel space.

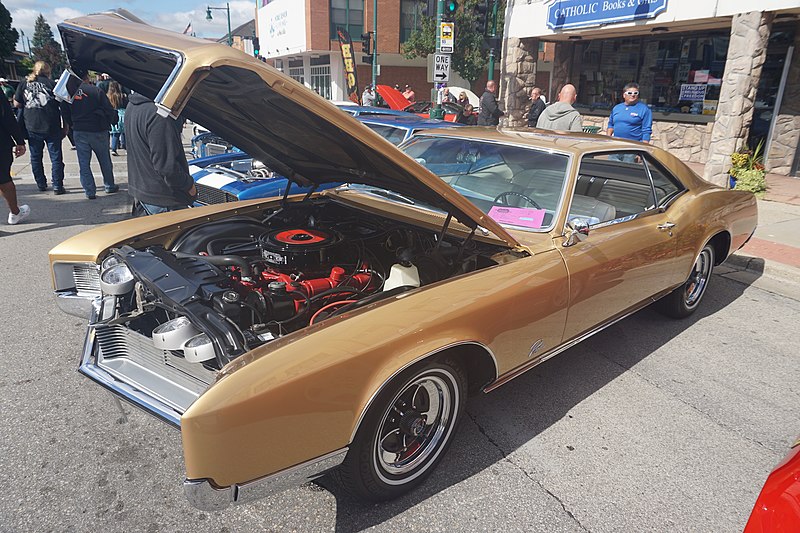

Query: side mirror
[563,218,590,247]
[54,69,83,104]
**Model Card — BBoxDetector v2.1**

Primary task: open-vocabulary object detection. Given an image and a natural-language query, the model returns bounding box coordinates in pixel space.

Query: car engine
[98,200,505,370]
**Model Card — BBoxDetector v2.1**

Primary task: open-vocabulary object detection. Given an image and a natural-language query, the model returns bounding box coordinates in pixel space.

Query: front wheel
[337,358,467,501]
[657,243,715,318]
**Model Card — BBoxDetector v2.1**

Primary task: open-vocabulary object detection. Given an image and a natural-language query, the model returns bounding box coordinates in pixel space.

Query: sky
[3,0,258,50]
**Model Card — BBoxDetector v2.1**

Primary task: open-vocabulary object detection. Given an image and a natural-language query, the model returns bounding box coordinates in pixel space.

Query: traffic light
[252,37,260,57]
[444,0,459,18]
[474,0,489,35]
[360,32,372,55]
[362,55,374,65]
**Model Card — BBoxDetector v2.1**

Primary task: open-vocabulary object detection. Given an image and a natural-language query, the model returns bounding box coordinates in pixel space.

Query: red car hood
[375,85,411,110]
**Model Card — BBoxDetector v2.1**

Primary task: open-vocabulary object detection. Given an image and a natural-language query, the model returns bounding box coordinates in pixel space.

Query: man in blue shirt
[607,82,652,144]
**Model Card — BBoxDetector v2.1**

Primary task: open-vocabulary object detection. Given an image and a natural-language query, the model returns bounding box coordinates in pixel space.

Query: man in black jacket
[125,93,196,215]
[0,96,29,224]
[71,73,118,199]
[477,80,504,126]
[525,87,546,127]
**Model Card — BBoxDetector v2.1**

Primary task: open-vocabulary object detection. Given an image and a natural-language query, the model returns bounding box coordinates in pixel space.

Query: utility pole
[430,0,445,120]
[487,0,499,81]
[372,0,377,87]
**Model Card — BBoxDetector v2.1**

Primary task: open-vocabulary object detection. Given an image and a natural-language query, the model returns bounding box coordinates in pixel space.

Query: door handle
[657,222,676,231]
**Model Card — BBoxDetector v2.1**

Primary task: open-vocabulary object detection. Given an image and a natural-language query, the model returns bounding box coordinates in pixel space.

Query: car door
[558,150,686,341]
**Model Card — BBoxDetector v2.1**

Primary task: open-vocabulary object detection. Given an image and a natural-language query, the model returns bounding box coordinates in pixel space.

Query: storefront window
[288,58,304,85]
[330,0,364,40]
[571,31,730,116]
[310,55,332,100]
[400,0,426,42]
[750,24,796,146]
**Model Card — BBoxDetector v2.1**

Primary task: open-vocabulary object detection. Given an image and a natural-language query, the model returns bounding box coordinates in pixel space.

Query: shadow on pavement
[0,181,131,236]
[318,271,758,532]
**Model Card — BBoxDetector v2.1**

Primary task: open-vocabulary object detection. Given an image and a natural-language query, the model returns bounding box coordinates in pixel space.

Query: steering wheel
[493,191,541,209]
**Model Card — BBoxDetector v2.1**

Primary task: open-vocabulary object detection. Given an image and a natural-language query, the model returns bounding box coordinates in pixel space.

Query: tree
[0,3,19,76]
[31,14,66,77]
[402,0,505,89]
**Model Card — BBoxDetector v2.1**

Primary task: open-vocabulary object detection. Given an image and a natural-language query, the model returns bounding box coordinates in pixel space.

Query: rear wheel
[657,243,715,318]
[338,358,466,501]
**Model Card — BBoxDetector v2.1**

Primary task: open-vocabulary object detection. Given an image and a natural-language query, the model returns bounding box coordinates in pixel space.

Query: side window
[570,151,654,226]
[644,157,685,207]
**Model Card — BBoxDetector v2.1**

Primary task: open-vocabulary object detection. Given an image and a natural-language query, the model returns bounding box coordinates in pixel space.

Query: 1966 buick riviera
[50,11,757,511]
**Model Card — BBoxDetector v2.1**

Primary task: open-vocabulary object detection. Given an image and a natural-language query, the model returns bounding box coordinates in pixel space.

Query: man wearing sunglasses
[607,82,653,145]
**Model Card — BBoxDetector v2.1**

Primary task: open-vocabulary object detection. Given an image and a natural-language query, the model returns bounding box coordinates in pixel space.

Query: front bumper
[184,448,347,510]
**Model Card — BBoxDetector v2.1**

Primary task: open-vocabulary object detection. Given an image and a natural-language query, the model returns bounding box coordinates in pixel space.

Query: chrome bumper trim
[184,448,348,511]
[55,289,94,318]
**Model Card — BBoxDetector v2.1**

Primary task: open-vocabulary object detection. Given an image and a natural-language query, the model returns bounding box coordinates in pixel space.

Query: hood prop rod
[435,213,454,252]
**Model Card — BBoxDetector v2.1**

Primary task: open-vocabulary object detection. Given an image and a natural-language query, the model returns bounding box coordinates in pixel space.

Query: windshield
[363,123,408,146]
[401,136,570,232]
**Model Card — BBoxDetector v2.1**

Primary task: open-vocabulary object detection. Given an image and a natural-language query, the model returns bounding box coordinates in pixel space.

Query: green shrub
[734,168,767,197]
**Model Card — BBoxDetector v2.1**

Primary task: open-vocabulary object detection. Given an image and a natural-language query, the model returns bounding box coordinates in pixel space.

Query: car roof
[357,115,463,129]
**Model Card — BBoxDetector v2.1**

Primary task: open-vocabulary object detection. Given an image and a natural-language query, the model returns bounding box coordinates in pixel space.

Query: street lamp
[206,3,232,47]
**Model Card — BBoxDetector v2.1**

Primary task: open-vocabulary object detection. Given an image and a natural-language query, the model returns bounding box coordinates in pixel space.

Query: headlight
[101,255,122,270]
[152,316,200,351]
[99,263,135,295]
[182,333,215,363]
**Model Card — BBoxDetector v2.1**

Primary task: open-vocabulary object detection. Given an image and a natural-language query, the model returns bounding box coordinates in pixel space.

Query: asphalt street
[0,139,798,532]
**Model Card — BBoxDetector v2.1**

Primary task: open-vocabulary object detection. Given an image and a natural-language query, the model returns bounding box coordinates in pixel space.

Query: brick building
[256,0,473,102]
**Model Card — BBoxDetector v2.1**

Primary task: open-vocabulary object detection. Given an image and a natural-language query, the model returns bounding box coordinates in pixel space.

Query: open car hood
[57,12,519,248]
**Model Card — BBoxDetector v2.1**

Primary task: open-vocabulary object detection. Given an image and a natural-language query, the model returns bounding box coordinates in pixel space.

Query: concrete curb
[721,252,800,301]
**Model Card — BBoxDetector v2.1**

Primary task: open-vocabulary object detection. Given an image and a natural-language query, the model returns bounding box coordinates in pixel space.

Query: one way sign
[433,53,450,82]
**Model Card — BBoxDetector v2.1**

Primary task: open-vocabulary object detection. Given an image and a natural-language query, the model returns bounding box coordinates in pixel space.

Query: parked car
[334,104,414,118]
[744,438,800,532]
[52,12,757,512]
[188,115,458,205]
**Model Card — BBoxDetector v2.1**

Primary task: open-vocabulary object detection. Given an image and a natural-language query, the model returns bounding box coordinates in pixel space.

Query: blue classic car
[189,116,462,205]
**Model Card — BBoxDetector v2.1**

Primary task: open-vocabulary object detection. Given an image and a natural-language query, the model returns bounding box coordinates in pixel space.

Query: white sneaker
[8,204,30,225]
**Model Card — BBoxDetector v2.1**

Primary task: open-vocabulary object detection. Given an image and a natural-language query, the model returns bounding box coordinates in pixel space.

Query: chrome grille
[95,325,215,386]
[73,264,100,296]
[196,183,238,205]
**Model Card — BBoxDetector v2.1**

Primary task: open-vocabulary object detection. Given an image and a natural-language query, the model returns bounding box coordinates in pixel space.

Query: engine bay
[98,200,512,370]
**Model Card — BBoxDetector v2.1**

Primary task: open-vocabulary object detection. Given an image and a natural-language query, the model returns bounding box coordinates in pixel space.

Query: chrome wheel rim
[374,371,456,484]
[684,248,713,308]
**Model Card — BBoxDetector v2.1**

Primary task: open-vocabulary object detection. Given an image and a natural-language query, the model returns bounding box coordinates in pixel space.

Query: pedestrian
[125,92,196,216]
[0,78,14,102]
[97,73,111,94]
[525,86,546,128]
[70,71,119,199]
[440,86,456,104]
[394,84,401,92]
[536,84,583,132]
[477,80,504,126]
[402,84,416,103]
[361,85,376,107]
[457,91,468,107]
[455,104,477,125]
[0,93,29,224]
[607,82,652,143]
[13,61,69,194]
[107,81,128,156]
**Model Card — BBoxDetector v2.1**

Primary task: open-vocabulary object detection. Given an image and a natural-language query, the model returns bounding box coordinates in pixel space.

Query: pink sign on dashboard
[488,206,546,228]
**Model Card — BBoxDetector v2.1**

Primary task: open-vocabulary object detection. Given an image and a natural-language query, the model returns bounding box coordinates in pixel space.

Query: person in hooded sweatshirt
[125,92,196,215]
[536,84,583,132]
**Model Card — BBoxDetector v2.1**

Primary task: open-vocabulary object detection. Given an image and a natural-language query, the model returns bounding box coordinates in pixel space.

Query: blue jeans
[140,202,189,216]
[27,131,65,189]
[110,132,125,151]
[74,130,116,196]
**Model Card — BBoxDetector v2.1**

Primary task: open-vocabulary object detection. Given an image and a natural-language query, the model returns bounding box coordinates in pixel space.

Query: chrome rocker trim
[184,448,348,511]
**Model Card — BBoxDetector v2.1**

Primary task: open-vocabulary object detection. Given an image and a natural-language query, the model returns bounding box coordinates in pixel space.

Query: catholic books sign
[547,0,668,30]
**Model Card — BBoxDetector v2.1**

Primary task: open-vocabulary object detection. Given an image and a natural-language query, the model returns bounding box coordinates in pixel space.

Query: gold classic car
[50,12,757,511]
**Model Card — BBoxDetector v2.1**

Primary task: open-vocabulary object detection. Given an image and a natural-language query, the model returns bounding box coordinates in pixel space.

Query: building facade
[501,0,800,182]
[256,0,471,102]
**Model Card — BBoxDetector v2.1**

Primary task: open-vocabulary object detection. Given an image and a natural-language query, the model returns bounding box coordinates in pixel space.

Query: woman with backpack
[107,81,128,156]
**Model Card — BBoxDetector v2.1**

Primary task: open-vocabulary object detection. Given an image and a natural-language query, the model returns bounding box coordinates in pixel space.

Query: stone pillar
[500,37,539,127]
[765,23,800,175]
[704,12,774,186]
[550,41,575,99]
